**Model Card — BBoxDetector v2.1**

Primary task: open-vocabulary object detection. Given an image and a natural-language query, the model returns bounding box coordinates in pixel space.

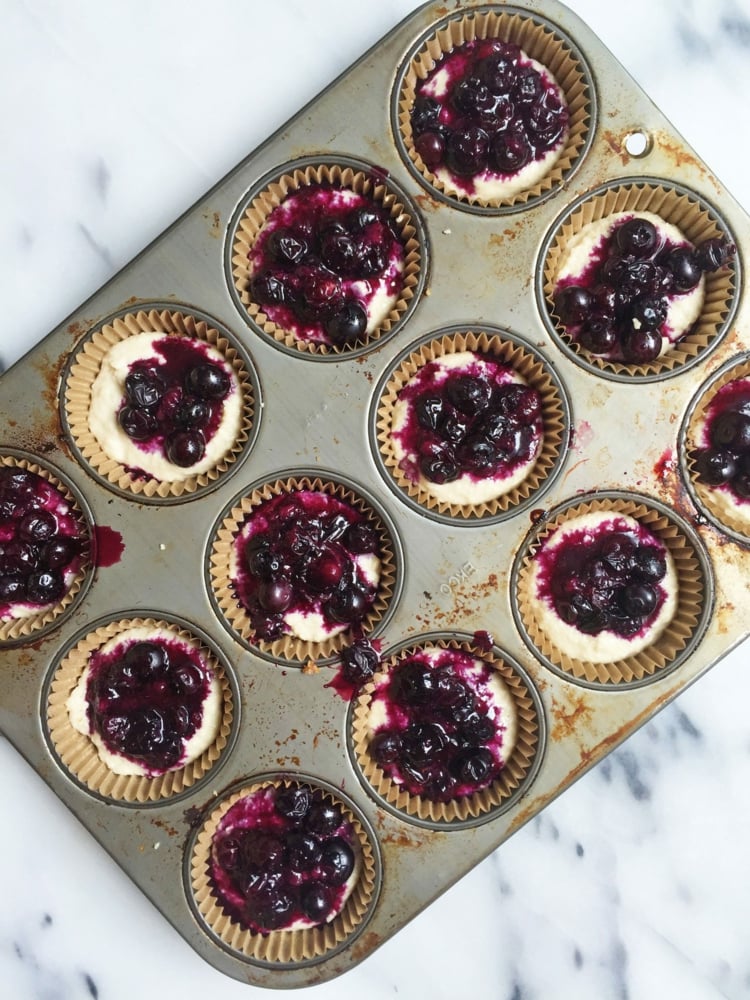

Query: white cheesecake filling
[555,211,705,353]
[528,511,678,664]
[391,351,542,505]
[88,332,242,482]
[66,625,222,776]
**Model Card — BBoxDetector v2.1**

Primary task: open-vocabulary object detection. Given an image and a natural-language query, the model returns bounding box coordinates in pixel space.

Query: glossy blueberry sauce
[393,354,542,489]
[232,490,382,642]
[0,466,85,617]
[533,516,670,641]
[368,647,510,802]
[85,634,214,775]
[248,184,405,347]
[116,336,234,468]
[209,784,358,933]
[692,377,750,504]
[411,39,568,195]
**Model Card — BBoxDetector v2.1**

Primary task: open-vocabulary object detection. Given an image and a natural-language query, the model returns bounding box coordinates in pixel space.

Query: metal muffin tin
[1,0,749,987]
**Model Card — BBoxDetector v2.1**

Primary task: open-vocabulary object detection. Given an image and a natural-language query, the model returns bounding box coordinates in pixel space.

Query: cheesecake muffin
[542,182,738,376]
[515,497,709,686]
[46,617,233,802]
[190,779,378,963]
[63,309,255,500]
[687,365,750,535]
[66,624,223,777]
[210,477,397,662]
[375,330,568,520]
[396,7,592,209]
[351,638,542,824]
[390,350,543,506]
[553,212,735,364]
[230,163,422,355]
[0,456,90,642]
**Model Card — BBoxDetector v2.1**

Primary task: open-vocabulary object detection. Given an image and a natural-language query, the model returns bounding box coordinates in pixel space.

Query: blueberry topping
[341,637,380,686]
[324,300,368,346]
[211,785,358,934]
[185,363,230,400]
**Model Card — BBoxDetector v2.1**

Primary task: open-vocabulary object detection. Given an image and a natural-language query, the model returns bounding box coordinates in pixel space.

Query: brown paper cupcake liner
[209,475,398,663]
[396,7,592,210]
[515,496,708,686]
[230,161,422,355]
[0,453,92,644]
[45,616,234,803]
[684,357,750,538]
[63,308,256,499]
[375,330,567,520]
[542,181,737,378]
[351,637,541,825]
[189,778,378,964]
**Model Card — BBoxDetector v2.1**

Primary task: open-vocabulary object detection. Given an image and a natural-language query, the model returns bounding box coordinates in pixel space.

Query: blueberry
[615,218,660,258]
[275,785,312,822]
[320,230,358,274]
[123,641,168,680]
[446,125,490,176]
[344,521,378,554]
[306,800,342,837]
[666,247,702,292]
[18,509,56,543]
[266,227,310,266]
[165,429,205,467]
[451,747,495,785]
[419,451,459,484]
[579,316,618,356]
[285,831,322,872]
[710,410,750,450]
[479,49,519,93]
[300,883,333,923]
[249,890,294,931]
[118,404,157,441]
[622,327,662,364]
[452,75,494,116]
[631,296,668,331]
[341,638,380,686]
[620,582,658,617]
[185,363,230,401]
[694,447,737,485]
[415,395,443,432]
[555,285,593,324]
[319,837,355,886]
[174,397,211,429]
[251,270,288,306]
[696,237,735,272]
[514,65,543,105]
[445,374,492,416]
[401,722,448,763]
[369,731,401,765]
[324,300,368,346]
[125,367,165,409]
[0,575,25,602]
[415,130,446,167]
[259,579,294,613]
[410,95,441,135]
[490,128,532,173]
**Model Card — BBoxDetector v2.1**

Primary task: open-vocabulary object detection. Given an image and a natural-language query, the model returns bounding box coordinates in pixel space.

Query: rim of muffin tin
[184,771,382,969]
[0,448,96,646]
[40,611,241,807]
[224,155,430,360]
[391,3,597,216]
[346,631,546,831]
[510,490,715,690]
[60,303,262,505]
[536,177,741,383]
[679,352,750,546]
[368,326,571,525]
[205,469,405,666]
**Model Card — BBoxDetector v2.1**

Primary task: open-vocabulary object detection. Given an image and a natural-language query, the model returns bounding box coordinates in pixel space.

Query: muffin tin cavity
[44,613,237,805]
[681,354,750,544]
[0,450,94,645]
[349,632,545,830]
[371,327,569,524]
[186,774,381,967]
[62,305,260,502]
[538,178,740,382]
[207,471,403,664]
[226,157,427,359]
[512,492,714,689]
[393,4,594,214]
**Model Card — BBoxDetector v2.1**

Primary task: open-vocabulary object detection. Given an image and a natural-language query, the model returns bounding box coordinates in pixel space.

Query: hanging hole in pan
[624,129,652,158]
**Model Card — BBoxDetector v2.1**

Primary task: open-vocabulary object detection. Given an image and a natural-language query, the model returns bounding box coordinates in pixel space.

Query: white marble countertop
[2,2,750,998]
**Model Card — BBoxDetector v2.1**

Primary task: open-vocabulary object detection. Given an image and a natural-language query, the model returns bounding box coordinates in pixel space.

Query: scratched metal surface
[1,0,749,988]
